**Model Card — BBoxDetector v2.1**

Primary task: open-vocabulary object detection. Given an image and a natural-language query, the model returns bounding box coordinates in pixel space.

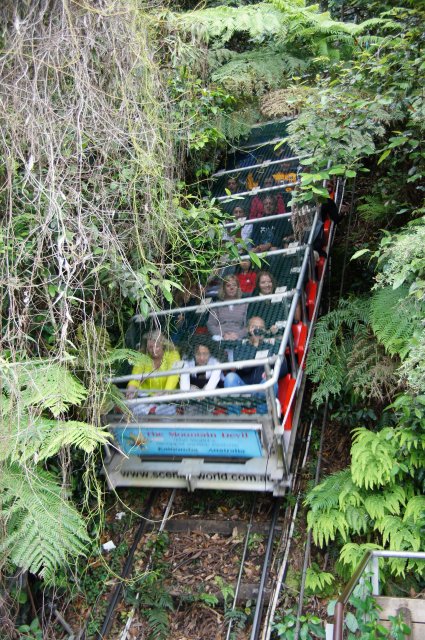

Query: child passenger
[236,258,257,295]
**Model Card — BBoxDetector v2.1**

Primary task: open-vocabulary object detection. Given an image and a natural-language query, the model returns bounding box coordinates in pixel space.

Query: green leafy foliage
[273,608,325,639]
[0,463,89,580]
[305,563,335,595]
[370,287,418,358]
[351,428,398,490]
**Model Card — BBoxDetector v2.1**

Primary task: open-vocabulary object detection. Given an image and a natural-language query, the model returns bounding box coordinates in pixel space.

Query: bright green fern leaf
[351,428,398,489]
[0,463,89,581]
[307,508,348,547]
[370,286,418,358]
[7,361,88,417]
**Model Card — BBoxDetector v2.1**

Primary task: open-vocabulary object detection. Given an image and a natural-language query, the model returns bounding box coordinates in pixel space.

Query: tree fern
[0,463,89,581]
[2,361,88,417]
[210,48,307,96]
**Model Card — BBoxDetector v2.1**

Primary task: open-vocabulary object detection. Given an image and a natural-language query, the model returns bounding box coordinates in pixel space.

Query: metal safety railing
[333,550,425,640]
[107,207,319,404]
[213,154,305,178]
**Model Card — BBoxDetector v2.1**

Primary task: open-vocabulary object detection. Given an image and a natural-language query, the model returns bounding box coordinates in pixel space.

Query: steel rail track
[81,488,176,640]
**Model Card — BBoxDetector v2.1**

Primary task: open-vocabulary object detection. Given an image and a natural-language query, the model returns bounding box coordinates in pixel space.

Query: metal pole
[371,556,379,595]
[333,602,344,640]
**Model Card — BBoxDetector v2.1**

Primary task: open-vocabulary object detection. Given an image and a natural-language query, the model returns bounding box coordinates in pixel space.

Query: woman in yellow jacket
[126,331,181,413]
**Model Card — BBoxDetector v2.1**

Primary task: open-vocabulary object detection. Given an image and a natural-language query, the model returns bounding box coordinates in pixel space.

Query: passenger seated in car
[254,270,276,296]
[272,161,297,192]
[223,316,287,391]
[249,177,286,219]
[224,205,253,248]
[207,275,248,341]
[236,258,257,295]
[251,197,284,252]
[126,331,181,399]
[180,342,223,391]
[225,176,243,195]
[320,181,344,224]
[171,280,204,344]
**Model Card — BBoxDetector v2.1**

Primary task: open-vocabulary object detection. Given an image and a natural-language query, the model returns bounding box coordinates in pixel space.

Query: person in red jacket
[249,177,286,220]
[236,258,257,295]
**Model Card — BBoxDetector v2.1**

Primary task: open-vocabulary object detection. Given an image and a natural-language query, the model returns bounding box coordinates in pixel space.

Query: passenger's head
[263,176,275,189]
[326,180,335,196]
[226,177,239,193]
[218,274,242,301]
[247,316,266,344]
[142,330,167,359]
[257,271,276,295]
[233,205,246,220]
[194,343,211,366]
[263,195,276,216]
[239,258,252,273]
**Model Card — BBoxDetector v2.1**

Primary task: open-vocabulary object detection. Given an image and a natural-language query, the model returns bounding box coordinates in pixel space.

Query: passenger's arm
[164,351,181,390]
[207,310,221,338]
[205,368,222,391]
[126,363,146,397]
[180,372,190,391]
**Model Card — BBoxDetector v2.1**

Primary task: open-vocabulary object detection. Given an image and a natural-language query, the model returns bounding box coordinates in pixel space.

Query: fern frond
[344,505,369,536]
[378,515,421,552]
[339,542,383,574]
[370,286,418,358]
[305,469,352,513]
[0,463,89,580]
[307,508,348,547]
[2,415,111,464]
[210,48,307,96]
[260,84,312,118]
[3,361,88,417]
[346,328,400,402]
[305,564,334,594]
[351,428,397,489]
[364,485,405,522]
[403,496,425,525]
[172,4,287,47]
[307,296,371,404]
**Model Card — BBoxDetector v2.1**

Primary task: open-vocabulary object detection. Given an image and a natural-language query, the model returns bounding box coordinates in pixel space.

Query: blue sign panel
[112,425,263,458]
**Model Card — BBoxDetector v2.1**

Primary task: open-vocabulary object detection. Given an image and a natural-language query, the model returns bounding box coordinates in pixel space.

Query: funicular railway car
[103,120,343,495]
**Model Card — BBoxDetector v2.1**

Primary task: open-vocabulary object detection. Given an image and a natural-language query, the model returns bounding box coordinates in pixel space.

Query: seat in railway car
[278,373,296,430]
[305,279,318,321]
[284,321,308,366]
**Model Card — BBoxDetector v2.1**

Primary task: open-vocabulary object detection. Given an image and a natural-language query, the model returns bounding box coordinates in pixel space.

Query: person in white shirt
[180,343,222,391]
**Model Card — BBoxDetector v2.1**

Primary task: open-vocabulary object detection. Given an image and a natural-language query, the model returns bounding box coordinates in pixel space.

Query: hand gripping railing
[333,550,425,640]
